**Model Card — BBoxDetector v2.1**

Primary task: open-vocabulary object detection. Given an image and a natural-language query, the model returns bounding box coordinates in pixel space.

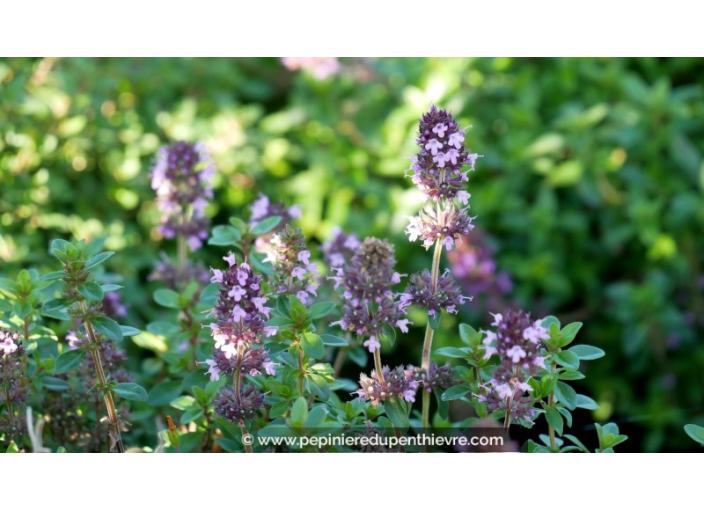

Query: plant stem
[503,398,512,429]
[547,360,557,452]
[232,342,254,453]
[3,359,15,439]
[373,347,385,384]
[177,234,187,279]
[81,308,125,453]
[239,420,254,454]
[297,345,305,395]
[421,239,444,430]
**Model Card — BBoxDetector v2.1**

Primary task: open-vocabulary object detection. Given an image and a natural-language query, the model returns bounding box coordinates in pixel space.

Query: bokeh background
[1,57,703,452]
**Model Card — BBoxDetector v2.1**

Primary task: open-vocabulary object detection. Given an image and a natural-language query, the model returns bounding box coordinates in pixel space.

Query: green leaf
[251,215,282,236]
[154,288,181,309]
[78,282,104,301]
[441,385,471,401]
[306,301,336,320]
[208,225,242,246]
[557,407,573,428]
[215,438,241,453]
[383,399,410,430]
[684,424,704,445]
[559,369,585,381]
[554,381,578,410]
[541,315,561,330]
[289,397,308,427]
[54,349,86,374]
[435,346,469,358]
[100,284,123,292]
[320,334,347,347]
[42,298,67,312]
[14,299,32,319]
[301,332,325,359]
[564,434,590,453]
[5,441,19,453]
[50,239,75,261]
[428,312,441,330]
[91,316,123,341]
[559,322,583,346]
[0,277,18,297]
[181,406,204,425]
[459,323,478,346]
[43,376,71,391]
[554,350,580,370]
[568,344,605,360]
[306,406,328,428]
[84,251,114,269]
[575,394,600,410]
[132,332,168,353]
[148,380,183,406]
[146,321,180,337]
[119,325,140,337]
[113,382,148,401]
[540,372,559,396]
[544,406,564,436]
[288,295,306,319]
[39,271,66,283]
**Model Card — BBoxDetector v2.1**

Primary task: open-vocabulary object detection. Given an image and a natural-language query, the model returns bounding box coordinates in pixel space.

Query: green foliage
[2,57,702,452]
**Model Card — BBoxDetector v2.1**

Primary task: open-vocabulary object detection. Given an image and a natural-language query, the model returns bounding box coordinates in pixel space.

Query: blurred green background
[1,57,703,452]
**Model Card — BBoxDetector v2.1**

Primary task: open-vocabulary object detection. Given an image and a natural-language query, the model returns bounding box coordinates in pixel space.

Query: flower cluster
[406,105,478,203]
[406,203,474,251]
[204,253,277,422]
[477,310,550,422]
[213,386,265,422]
[263,225,319,304]
[447,231,513,309]
[103,290,127,318]
[65,328,132,384]
[207,253,276,359]
[0,329,27,443]
[250,194,302,231]
[0,329,20,356]
[151,141,215,251]
[405,106,477,251]
[356,366,418,407]
[410,362,456,393]
[204,345,277,382]
[399,269,471,317]
[321,227,360,268]
[330,238,410,352]
[149,253,209,290]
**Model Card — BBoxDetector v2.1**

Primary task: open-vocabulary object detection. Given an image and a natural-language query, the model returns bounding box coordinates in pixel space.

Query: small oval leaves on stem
[78,282,104,302]
[568,344,605,360]
[301,332,325,359]
[91,316,123,342]
[55,349,86,374]
[250,215,282,236]
[154,288,181,309]
[84,251,115,269]
[113,382,148,401]
[554,350,580,370]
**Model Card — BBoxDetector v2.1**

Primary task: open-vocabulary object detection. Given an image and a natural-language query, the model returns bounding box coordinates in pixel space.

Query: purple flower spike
[151,141,215,251]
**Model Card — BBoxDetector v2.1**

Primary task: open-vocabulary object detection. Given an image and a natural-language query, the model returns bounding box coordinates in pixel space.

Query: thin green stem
[547,360,557,452]
[81,303,125,453]
[297,344,305,395]
[177,234,187,279]
[421,239,444,431]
